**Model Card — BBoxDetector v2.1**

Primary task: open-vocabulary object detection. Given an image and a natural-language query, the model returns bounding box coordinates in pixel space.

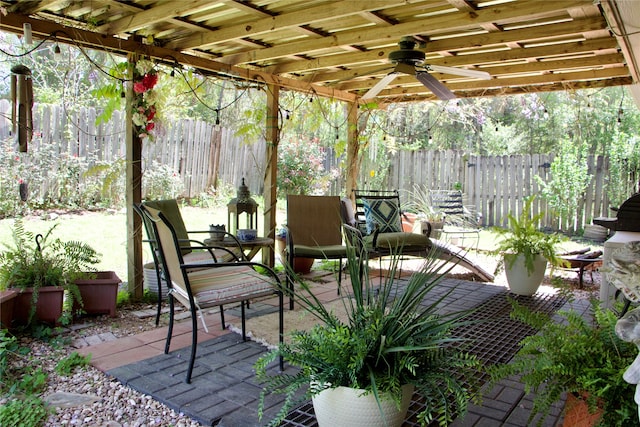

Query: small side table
[560,255,603,289]
[204,237,274,261]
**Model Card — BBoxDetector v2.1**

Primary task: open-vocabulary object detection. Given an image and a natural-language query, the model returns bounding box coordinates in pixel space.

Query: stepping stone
[44,391,101,408]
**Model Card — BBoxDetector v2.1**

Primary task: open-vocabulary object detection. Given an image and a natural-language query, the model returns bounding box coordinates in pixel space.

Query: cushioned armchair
[285,195,348,308]
[138,204,284,383]
[347,190,494,282]
[136,199,241,325]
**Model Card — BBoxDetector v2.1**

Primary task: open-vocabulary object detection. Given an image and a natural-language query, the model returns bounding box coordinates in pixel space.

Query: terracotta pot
[74,271,121,317]
[13,286,64,325]
[563,392,603,427]
[0,290,18,329]
[275,237,314,274]
[312,384,414,427]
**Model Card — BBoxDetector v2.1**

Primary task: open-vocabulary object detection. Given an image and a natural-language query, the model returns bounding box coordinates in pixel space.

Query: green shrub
[276,137,334,196]
[55,351,91,376]
[143,161,185,200]
[0,396,49,427]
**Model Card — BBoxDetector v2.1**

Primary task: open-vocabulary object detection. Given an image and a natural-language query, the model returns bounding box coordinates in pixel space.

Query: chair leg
[241,300,247,341]
[186,305,198,383]
[278,291,284,371]
[219,304,225,330]
[165,297,175,354]
[337,258,342,295]
[286,267,295,310]
[155,268,163,326]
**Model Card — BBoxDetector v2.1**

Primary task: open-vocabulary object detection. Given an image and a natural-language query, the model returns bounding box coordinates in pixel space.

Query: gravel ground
[3,253,601,427]
[2,303,202,427]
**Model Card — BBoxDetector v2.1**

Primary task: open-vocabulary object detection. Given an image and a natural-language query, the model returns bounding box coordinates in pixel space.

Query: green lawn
[0,204,288,283]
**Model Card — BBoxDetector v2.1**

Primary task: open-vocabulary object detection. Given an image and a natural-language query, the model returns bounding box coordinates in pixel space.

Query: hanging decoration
[10,64,33,152]
[131,59,158,140]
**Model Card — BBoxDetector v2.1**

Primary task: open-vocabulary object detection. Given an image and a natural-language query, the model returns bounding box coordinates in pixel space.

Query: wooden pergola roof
[2,0,637,293]
[0,0,637,104]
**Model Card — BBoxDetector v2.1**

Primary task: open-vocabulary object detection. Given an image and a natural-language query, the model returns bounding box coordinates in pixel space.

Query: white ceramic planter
[504,253,548,296]
[312,384,414,427]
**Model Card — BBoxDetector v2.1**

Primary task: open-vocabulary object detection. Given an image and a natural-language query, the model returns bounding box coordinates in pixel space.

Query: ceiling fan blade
[416,72,456,100]
[362,72,399,100]
[428,64,491,80]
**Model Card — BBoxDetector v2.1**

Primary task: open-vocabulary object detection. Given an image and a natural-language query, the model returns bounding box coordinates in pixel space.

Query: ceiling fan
[361,37,491,100]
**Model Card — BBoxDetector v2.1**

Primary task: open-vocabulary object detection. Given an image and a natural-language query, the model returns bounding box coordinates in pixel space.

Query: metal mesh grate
[279,291,566,427]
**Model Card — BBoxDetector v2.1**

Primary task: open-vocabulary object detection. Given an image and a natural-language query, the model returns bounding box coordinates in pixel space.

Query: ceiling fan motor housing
[388,38,425,65]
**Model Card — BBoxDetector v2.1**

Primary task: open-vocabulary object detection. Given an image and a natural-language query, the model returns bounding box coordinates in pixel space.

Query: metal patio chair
[348,189,494,282]
[285,195,348,308]
[138,204,284,383]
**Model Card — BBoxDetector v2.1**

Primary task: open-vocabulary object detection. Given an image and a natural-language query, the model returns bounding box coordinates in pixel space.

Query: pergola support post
[262,84,279,267]
[126,54,144,299]
[345,101,360,201]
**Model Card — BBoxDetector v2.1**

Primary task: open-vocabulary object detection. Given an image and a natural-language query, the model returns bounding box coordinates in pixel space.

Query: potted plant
[489,298,637,427]
[0,220,101,326]
[492,196,566,295]
[404,185,445,238]
[73,271,121,317]
[255,243,481,426]
[274,226,314,273]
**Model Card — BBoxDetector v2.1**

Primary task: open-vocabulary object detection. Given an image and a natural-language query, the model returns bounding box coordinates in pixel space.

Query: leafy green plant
[0,396,49,427]
[0,220,101,289]
[489,299,637,427]
[492,195,566,274]
[536,142,591,232]
[276,136,335,197]
[142,161,185,200]
[0,220,101,324]
[55,351,91,375]
[255,245,481,426]
[83,158,127,208]
[0,330,30,389]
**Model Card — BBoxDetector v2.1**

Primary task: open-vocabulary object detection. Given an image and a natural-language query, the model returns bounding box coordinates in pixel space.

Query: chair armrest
[342,223,364,250]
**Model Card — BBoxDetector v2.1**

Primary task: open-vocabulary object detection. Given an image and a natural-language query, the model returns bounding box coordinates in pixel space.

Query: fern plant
[255,244,482,426]
[492,195,566,274]
[0,220,101,323]
[489,299,637,427]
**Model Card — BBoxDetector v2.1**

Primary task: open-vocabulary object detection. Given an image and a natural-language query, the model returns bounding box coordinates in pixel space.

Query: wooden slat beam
[98,0,214,35]
[0,12,357,103]
[218,1,589,65]
[167,1,406,50]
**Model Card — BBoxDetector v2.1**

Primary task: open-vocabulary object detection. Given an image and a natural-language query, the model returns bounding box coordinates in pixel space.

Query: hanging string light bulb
[215,109,221,131]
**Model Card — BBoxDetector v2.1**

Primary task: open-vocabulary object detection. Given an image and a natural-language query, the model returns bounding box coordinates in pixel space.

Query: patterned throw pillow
[362,198,402,234]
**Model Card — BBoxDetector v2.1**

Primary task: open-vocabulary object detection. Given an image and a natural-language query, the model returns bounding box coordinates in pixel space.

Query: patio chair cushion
[144,199,192,255]
[364,231,430,250]
[175,265,275,306]
[292,244,350,258]
[340,197,356,227]
[362,198,402,234]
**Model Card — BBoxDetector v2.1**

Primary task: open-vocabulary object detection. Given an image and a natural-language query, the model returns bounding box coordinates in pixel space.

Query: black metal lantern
[227,177,258,234]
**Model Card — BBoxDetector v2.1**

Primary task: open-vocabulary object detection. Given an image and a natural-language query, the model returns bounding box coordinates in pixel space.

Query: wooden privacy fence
[3,103,636,231]
[0,102,267,197]
[386,150,636,230]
